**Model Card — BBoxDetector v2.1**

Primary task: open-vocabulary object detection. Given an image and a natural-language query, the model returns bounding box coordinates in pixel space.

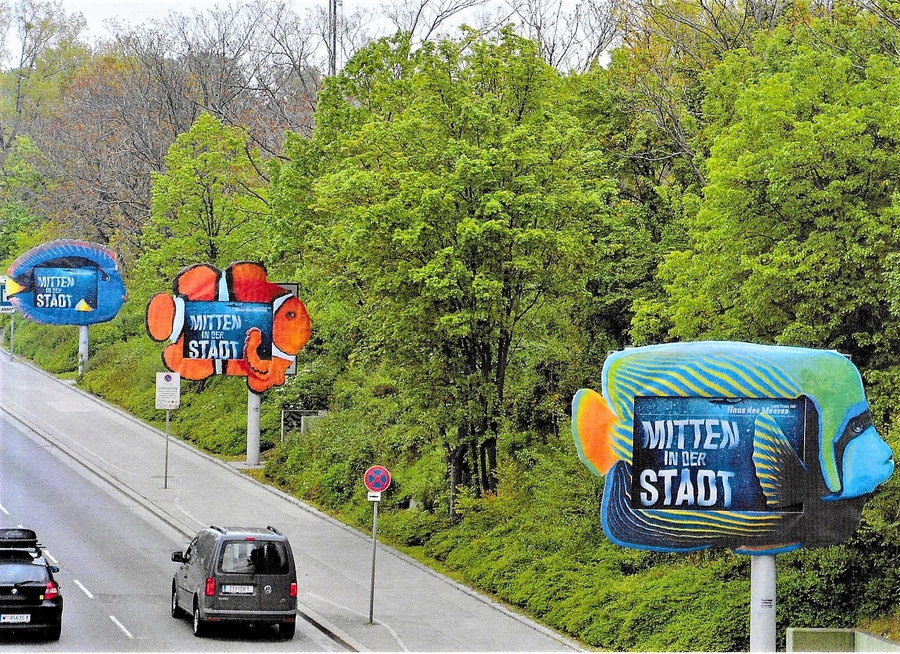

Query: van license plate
[222,585,254,594]
[0,614,30,623]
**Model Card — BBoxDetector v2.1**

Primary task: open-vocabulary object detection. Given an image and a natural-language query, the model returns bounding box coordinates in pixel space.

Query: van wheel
[171,585,182,618]
[279,621,295,640]
[192,600,206,637]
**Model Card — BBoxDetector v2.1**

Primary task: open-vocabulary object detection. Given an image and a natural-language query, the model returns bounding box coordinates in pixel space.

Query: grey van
[170,526,298,639]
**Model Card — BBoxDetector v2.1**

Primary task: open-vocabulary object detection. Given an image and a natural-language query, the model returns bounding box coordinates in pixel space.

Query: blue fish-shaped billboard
[571,342,894,555]
[5,240,125,325]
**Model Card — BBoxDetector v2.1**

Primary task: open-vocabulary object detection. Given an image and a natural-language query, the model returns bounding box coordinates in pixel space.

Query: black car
[171,526,298,639]
[0,528,62,640]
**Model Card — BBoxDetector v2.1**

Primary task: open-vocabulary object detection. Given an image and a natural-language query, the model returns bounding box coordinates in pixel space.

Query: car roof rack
[0,528,40,550]
[209,525,226,533]
[266,526,282,535]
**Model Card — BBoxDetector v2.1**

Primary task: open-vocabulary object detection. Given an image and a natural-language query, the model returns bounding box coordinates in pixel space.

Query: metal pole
[8,314,13,361]
[164,409,170,489]
[329,0,337,75]
[78,325,88,377]
[368,500,379,624]
[750,554,777,652]
[247,389,261,466]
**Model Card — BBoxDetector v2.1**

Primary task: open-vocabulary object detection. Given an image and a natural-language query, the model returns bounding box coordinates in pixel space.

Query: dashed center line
[0,503,9,516]
[42,550,58,565]
[73,579,94,599]
[109,615,134,639]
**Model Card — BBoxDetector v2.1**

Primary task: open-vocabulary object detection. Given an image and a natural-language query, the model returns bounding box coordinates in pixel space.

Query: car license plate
[0,614,30,623]
[222,585,254,594]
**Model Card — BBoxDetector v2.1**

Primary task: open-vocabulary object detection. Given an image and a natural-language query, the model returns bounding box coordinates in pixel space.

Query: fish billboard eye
[572,342,894,555]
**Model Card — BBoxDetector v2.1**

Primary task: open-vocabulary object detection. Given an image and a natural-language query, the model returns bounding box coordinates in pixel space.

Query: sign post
[363,465,391,625]
[155,372,181,489]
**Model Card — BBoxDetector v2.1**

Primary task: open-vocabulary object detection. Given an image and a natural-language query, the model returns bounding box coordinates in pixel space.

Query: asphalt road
[0,412,344,652]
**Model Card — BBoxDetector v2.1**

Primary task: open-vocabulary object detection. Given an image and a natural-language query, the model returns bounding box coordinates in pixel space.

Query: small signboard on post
[0,277,14,314]
[155,372,181,410]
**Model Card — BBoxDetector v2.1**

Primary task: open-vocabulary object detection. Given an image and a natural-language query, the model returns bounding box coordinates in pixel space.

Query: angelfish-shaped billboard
[571,342,894,555]
[5,240,125,325]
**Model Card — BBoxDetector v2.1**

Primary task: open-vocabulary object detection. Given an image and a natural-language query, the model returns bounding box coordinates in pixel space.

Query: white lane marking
[109,615,134,639]
[0,503,8,515]
[73,580,94,599]
[42,550,58,565]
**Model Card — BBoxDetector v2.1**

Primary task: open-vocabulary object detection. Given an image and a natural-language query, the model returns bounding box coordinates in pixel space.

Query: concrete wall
[787,628,900,652]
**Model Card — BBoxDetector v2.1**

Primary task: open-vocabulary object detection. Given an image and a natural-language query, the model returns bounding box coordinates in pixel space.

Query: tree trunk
[470,439,481,497]
[448,443,467,523]
[481,437,498,493]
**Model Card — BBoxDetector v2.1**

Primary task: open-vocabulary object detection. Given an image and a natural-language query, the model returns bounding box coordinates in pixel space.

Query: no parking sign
[364,465,391,495]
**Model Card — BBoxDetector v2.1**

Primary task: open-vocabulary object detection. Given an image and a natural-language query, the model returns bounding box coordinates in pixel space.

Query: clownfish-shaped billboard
[572,342,894,555]
[146,262,310,394]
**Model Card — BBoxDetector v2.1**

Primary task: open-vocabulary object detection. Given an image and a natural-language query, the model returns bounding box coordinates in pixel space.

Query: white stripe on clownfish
[171,296,185,344]
[217,275,229,301]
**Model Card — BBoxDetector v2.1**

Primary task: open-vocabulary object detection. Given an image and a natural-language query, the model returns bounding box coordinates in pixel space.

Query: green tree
[136,112,269,299]
[633,20,900,373]
[272,28,622,512]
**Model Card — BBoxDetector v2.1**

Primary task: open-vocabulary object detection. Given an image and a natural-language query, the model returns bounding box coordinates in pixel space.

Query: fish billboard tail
[572,388,619,475]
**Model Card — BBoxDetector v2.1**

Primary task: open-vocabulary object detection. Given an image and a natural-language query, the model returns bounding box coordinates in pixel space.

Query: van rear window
[219,541,288,574]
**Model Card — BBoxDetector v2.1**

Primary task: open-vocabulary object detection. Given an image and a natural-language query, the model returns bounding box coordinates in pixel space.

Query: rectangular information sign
[32,266,98,311]
[0,277,13,314]
[155,372,181,410]
[182,301,273,360]
[631,396,809,512]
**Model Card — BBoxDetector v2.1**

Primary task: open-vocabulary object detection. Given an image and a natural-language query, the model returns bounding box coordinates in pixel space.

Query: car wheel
[279,621,296,640]
[171,585,182,618]
[192,600,206,637]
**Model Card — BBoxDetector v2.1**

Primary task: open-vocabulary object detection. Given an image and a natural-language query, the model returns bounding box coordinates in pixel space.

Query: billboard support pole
[8,313,13,361]
[78,325,88,377]
[247,389,261,466]
[749,554,776,652]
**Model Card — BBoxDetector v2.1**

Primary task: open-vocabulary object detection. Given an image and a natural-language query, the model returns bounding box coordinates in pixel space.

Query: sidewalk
[0,352,581,652]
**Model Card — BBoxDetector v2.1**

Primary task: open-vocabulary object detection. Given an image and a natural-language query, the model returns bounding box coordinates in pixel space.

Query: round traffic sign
[364,465,391,493]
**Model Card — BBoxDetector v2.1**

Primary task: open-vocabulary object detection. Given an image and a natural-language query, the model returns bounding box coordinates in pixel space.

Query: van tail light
[205,577,216,597]
[289,582,297,598]
[43,581,59,600]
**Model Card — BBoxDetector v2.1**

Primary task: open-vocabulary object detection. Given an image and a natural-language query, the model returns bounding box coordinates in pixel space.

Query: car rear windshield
[0,563,48,584]
[219,540,288,574]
